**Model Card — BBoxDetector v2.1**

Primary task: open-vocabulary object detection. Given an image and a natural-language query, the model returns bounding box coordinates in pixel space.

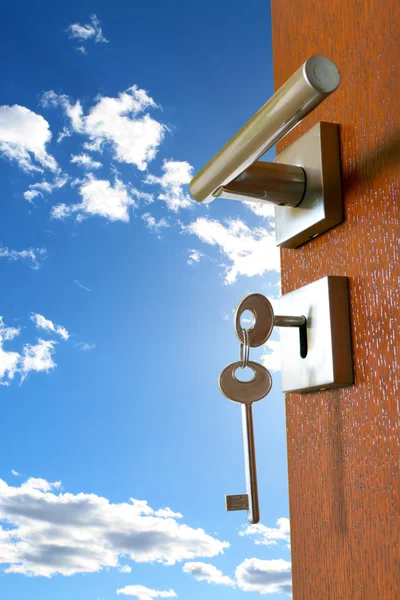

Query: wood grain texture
[271,1,399,598]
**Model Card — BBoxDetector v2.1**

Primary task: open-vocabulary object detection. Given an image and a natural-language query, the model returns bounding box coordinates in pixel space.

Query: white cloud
[76,342,96,352]
[41,91,84,133]
[130,189,154,204]
[23,190,41,201]
[84,86,164,169]
[240,517,290,548]
[260,340,281,373]
[184,217,280,284]
[145,160,193,212]
[30,313,69,341]
[0,475,229,577]
[73,280,91,292]
[141,213,168,234]
[71,153,102,169]
[57,127,72,143]
[116,586,177,600]
[0,316,75,385]
[20,339,57,383]
[245,201,275,220]
[235,558,292,596]
[67,14,108,44]
[187,249,204,265]
[0,247,47,270]
[0,105,57,173]
[118,565,132,574]
[42,86,166,171]
[183,562,235,587]
[182,554,291,595]
[76,46,87,55]
[154,507,182,519]
[23,174,68,202]
[11,470,20,477]
[0,318,20,386]
[51,176,136,222]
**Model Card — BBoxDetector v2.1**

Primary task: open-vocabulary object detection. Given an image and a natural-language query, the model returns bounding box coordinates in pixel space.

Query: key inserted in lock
[235,293,307,358]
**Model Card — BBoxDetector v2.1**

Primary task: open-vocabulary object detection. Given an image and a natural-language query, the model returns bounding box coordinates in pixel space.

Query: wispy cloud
[141,212,169,234]
[57,127,72,143]
[0,474,229,576]
[73,280,91,292]
[67,14,109,48]
[30,313,69,341]
[71,153,102,170]
[76,341,95,352]
[0,105,57,173]
[184,217,280,284]
[183,562,235,586]
[118,565,132,574]
[23,174,68,202]
[11,470,20,477]
[0,247,47,270]
[116,586,177,599]
[186,249,204,265]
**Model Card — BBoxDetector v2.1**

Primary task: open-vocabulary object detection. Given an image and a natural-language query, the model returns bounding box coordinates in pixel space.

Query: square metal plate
[274,122,342,248]
[277,276,353,393]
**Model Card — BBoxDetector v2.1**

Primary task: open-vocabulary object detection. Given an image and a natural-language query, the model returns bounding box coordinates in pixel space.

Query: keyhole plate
[277,276,353,393]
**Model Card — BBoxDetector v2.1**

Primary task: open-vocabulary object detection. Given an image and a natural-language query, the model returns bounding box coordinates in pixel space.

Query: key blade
[225,494,249,511]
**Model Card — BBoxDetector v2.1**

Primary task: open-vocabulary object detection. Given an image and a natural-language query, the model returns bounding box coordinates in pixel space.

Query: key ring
[240,327,250,369]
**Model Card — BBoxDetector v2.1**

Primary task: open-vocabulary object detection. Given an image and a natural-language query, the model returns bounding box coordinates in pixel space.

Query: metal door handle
[190,55,340,209]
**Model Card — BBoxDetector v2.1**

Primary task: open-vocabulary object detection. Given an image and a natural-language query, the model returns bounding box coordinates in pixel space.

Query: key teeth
[225,494,249,511]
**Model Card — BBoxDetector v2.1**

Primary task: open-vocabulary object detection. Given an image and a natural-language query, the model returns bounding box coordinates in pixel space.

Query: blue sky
[0,2,291,599]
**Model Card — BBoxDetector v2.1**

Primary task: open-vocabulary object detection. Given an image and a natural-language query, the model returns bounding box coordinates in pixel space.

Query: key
[235,293,275,347]
[235,292,308,357]
[219,360,272,524]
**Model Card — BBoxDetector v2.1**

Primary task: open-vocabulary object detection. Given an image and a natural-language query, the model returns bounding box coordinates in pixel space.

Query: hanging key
[219,360,272,524]
[218,292,307,524]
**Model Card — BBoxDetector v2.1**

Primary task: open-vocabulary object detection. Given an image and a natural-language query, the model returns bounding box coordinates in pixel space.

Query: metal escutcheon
[235,293,275,347]
[218,361,272,405]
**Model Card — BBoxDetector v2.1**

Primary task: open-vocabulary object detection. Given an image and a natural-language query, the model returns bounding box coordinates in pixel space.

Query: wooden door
[271,1,399,598]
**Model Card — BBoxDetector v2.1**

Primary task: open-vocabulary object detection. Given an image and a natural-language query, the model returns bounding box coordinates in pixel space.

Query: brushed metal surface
[225,494,249,512]
[235,293,275,347]
[218,361,272,404]
[219,362,272,524]
[219,161,306,207]
[190,56,340,204]
[274,122,342,247]
[278,276,353,392]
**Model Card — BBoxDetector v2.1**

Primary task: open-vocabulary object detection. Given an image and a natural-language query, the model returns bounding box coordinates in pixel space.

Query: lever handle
[190,56,340,206]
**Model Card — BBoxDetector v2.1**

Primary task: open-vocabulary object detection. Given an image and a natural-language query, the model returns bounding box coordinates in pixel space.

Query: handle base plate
[275,122,342,248]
